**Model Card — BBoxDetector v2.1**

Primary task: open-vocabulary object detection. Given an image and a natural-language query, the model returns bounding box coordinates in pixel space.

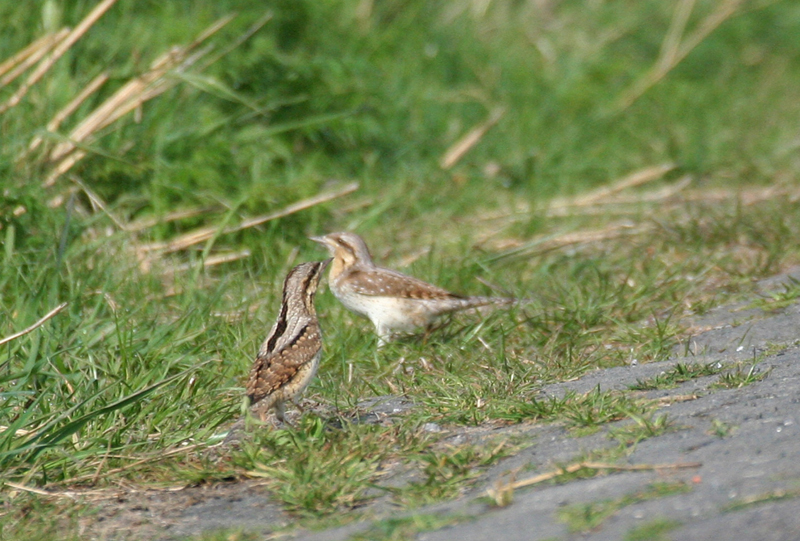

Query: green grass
[226,415,520,515]
[710,362,771,389]
[630,358,771,393]
[629,363,725,391]
[608,413,675,447]
[708,418,737,438]
[2,0,800,538]
[350,513,467,541]
[723,486,800,513]
[0,496,84,541]
[558,482,691,533]
[624,518,682,541]
[745,276,800,312]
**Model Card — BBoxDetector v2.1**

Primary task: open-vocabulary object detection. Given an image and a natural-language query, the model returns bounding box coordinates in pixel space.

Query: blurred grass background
[1,0,800,535]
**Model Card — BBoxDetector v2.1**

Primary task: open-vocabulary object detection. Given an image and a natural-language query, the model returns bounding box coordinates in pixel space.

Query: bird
[245,259,330,424]
[310,232,514,345]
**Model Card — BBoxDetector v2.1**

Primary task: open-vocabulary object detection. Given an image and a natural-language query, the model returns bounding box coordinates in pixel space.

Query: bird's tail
[433,295,516,317]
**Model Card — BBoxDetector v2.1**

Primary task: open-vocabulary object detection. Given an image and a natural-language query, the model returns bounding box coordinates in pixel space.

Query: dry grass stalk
[25,72,109,156]
[614,0,743,112]
[3,482,76,500]
[0,302,68,348]
[127,207,218,232]
[47,51,188,163]
[492,460,702,495]
[537,222,645,251]
[679,184,795,206]
[172,250,252,272]
[485,179,796,228]
[184,12,238,49]
[0,426,33,437]
[66,443,204,484]
[0,28,71,87]
[139,181,360,254]
[595,175,692,204]
[197,11,273,72]
[42,15,237,187]
[396,246,432,268]
[474,164,681,225]
[0,0,119,115]
[673,0,744,65]
[483,181,797,256]
[483,220,645,254]
[43,150,87,186]
[0,31,55,78]
[549,163,676,210]
[70,175,129,232]
[3,482,133,502]
[657,0,698,73]
[545,175,692,217]
[440,107,505,169]
[656,394,699,405]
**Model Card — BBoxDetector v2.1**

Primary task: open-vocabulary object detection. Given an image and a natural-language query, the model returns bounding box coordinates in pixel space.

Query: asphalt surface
[303,269,800,541]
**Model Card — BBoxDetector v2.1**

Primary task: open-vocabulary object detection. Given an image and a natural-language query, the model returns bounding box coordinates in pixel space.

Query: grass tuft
[559,482,691,533]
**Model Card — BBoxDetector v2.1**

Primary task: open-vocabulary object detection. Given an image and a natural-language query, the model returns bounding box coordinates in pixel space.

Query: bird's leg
[376,325,389,349]
[291,397,305,413]
[275,400,294,427]
[376,324,400,349]
[430,315,451,334]
[256,405,269,423]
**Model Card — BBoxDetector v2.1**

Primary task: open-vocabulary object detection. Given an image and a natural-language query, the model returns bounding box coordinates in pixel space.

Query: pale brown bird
[246,259,330,423]
[310,232,514,345]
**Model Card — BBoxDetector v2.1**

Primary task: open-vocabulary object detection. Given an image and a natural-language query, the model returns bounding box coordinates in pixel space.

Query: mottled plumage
[246,259,330,423]
[310,232,513,345]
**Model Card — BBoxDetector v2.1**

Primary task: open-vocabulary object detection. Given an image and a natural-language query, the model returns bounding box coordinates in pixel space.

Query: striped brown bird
[246,259,330,423]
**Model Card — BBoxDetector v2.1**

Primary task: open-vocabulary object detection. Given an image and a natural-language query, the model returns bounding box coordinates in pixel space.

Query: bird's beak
[309,235,333,251]
[320,257,332,271]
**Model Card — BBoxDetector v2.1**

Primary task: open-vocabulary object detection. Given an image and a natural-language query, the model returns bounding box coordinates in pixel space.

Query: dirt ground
[82,268,800,541]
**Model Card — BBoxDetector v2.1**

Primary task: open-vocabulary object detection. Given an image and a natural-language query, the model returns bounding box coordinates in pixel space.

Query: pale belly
[333,290,433,332]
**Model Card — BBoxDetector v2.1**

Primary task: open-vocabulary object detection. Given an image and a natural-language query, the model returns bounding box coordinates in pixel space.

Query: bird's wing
[245,323,321,404]
[346,267,464,300]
